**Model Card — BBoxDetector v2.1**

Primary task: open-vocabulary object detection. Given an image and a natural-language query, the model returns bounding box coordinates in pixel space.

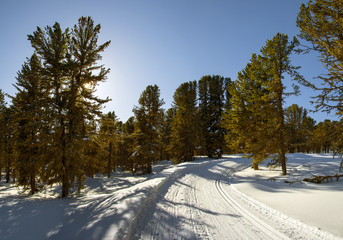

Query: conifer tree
[259,33,302,175]
[120,116,135,172]
[224,55,277,169]
[84,120,101,178]
[169,81,198,163]
[224,34,302,175]
[3,106,16,183]
[160,108,175,160]
[297,0,343,168]
[198,75,229,158]
[297,0,343,115]
[98,111,117,178]
[285,104,315,153]
[28,17,110,197]
[11,54,47,194]
[133,85,164,173]
[0,90,6,180]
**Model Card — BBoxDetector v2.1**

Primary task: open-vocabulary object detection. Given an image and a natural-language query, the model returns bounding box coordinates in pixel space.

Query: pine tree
[224,34,302,175]
[98,111,117,178]
[2,106,16,183]
[169,81,198,163]
[297,0,343,115]
[160,108,175,160]
[285,104,315,153]
[259,33,303,175]
[133,85,164,174]
[11,54,47,194]
[297,0,343,168]
[120,116,135,172]
[198,75,229,158]
[83,120,101,178]
[28,17,110,197]
[223,54,277,169]
[0,90,6,180]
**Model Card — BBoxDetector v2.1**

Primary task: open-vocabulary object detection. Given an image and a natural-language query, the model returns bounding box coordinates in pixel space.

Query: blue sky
[0,0,338,123]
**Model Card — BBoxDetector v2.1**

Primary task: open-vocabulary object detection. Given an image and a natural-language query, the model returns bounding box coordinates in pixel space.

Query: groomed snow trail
[126,158,338,240]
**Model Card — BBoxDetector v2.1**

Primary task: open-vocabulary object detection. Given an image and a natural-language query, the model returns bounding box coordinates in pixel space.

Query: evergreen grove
[1,1,343,197]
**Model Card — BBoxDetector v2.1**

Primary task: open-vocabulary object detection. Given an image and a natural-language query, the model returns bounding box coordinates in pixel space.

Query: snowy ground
[232,153,343,238]
[0,153,342,239]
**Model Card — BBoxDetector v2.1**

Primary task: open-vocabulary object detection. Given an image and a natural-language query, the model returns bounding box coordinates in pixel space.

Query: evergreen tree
[224,34,302,175]
[160,108,175,160]
[259,33,303,175]
[98,111,117,178]
[310,119,337,153]
[83,120,101,178]
[297,0,343,168]
[0,90,6,180]
[3,106,16,183]
[297,0,343,115]
[169,81,198,163]
[198,75,230,158]
[120,116,135,172]
[285,104,315,153]
[11,54,47,194]
[133,85,164,174]
[28,16,110,197]
[224,55,277,169]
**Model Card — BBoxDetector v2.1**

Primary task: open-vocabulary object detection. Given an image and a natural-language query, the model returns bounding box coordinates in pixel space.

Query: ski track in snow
[125,158,340,240]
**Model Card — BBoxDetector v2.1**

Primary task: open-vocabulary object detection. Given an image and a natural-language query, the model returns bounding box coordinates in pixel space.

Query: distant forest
[0,1,342,197]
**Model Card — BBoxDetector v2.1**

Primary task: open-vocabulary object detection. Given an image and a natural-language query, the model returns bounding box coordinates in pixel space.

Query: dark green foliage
[285,104,315,153]
[169,81,198,163]
[198,75,230,158]
[12,54,47,194]
[133,85,164,174]
[0,90,6,180]
[98,112,117,178]
[27,16,110,197]
[160,108,175,160]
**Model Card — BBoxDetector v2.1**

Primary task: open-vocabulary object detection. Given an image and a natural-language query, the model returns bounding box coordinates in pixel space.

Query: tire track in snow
[215,163,290,240]
[135,160,289,239]
[127,158,338,240]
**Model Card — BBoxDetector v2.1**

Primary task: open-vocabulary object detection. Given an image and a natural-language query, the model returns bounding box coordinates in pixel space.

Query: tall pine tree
[133,85,164,174]
[28,17,110,197]
[169,81,198,163]
[198,75,230,158]
[12,54,47,194]
[224,34,302,175]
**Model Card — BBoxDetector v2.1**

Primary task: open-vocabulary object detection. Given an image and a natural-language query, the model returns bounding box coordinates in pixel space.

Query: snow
[0,153,342,239]
[232,153,343,238]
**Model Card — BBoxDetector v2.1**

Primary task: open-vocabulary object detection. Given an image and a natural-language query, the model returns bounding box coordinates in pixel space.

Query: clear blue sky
[0,0,338,123]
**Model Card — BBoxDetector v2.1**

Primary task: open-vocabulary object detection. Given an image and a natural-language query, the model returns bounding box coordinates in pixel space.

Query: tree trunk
[61,126,69,198]
[6,162,10,183]
[276,75,287,175]
[147,161,152,174]
[61,173,69,198]
[107,141,112,178]
[252,161,259,170]
[30,172,36,195]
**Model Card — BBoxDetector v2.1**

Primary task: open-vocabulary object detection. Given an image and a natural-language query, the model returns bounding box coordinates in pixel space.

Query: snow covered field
[0,153,342,239]
[233,153,343,238]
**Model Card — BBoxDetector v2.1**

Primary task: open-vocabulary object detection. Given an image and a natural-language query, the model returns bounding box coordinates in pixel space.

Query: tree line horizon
[0,0,342,197]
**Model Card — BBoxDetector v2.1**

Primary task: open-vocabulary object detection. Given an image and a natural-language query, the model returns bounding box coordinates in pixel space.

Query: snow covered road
[126,158,338,240]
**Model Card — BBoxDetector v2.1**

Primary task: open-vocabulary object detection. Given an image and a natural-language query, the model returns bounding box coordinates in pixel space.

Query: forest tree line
[0,0,342,197]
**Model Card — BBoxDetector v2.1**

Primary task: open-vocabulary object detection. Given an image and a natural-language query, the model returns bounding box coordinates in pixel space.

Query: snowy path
[126,158,338,240]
